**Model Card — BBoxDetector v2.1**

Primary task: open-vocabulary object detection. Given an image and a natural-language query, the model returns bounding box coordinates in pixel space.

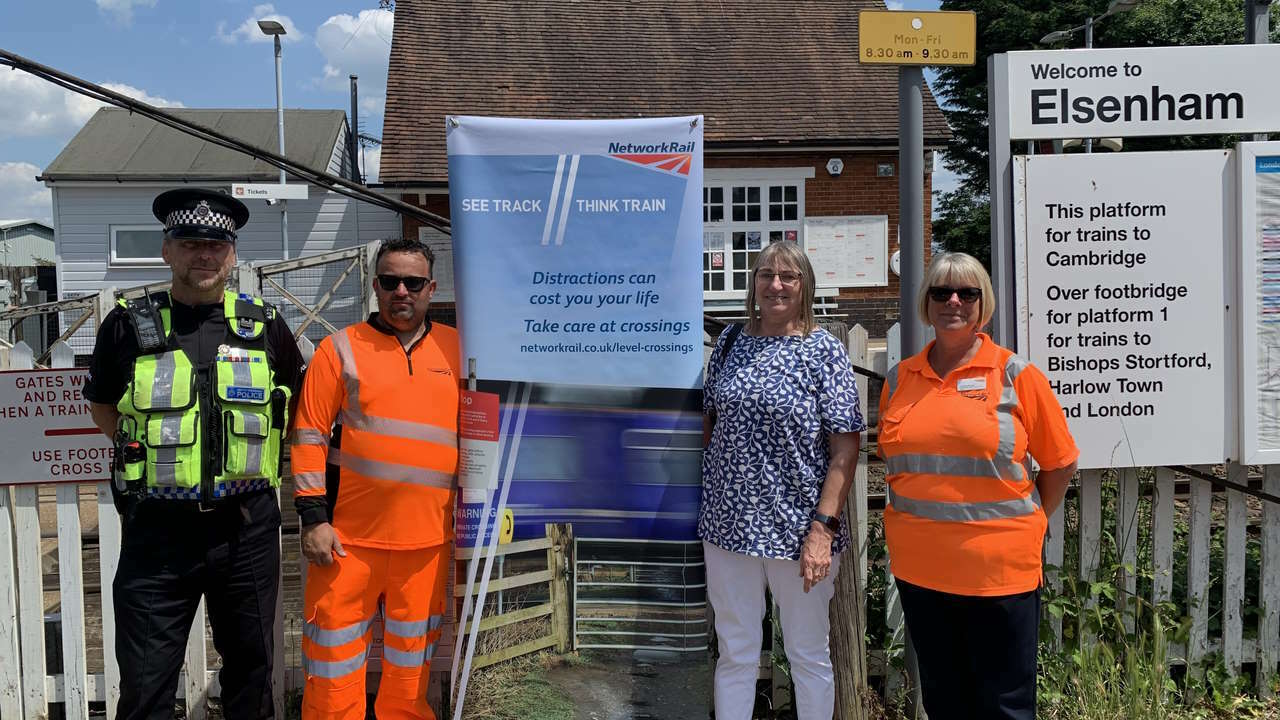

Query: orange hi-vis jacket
[292,317,461,549]
[878,334,1078,597]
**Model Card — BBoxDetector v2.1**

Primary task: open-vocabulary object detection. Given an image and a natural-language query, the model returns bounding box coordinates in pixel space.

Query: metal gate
[254,243,376,349]
[0,294,102,367]
[572,538,709,653]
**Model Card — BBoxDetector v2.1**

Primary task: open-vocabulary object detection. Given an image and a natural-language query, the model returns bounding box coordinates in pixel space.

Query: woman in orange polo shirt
[878,252,1078,720]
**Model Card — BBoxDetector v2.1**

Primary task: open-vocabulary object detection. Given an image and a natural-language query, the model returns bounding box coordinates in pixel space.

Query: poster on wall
[1018,150,1230,469]
[446,116,708,717]
[802,215,889,287]
[1239,142,1280,463]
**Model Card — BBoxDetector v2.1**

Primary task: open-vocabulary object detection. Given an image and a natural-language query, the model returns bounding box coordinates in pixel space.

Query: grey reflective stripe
[242,413,264,474]
[231,359,252,387]
[887,485,1042,522]
[885,363,900,397]
[293,428,330,446]
[384,614,443,639]
[302,648,368,679]
[303,616,375,647]
[331,329,362,413]
[339,409,458,448]
[382,645,426,668]
[996,361,1019,466]
[1005,353,1029,382]
[340,453,455,490]
[294,471,326,492]
[885,453,1023,481]
[158,414,185,445]
[150,352,177,407]
[424,642,437,661]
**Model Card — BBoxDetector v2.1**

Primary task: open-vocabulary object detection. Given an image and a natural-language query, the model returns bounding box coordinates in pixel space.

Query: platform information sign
[858,10,976,66]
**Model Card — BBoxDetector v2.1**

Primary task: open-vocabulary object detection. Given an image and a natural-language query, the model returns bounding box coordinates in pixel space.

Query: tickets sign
[0,369,113,485]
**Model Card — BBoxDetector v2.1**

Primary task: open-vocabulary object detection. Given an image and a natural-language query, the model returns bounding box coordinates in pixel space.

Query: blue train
[462,381,704,543]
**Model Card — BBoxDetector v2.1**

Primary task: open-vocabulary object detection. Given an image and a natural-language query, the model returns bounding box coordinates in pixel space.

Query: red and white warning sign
[457,389,500,503]
[0,368,113,485]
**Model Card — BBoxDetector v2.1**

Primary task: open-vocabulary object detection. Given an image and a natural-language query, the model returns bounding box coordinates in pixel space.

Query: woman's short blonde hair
[916,252,996,329]
[745,241,817,335]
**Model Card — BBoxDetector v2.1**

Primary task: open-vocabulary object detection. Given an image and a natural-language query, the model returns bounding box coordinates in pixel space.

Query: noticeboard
[0,368,113,485]
[1239,142,1280,464]
[802,215,889,288]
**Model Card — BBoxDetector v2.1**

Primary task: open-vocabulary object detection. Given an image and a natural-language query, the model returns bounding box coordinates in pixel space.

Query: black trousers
[895,579,1039,720]
[113,492,281,720]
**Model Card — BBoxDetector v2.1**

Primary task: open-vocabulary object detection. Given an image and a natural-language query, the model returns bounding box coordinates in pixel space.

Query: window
[110,225,166,266]
[702,168,812,300]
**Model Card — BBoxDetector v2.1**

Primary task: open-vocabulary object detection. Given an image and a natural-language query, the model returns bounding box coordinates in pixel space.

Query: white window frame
[109,224,167,267]
[702,167,814,301]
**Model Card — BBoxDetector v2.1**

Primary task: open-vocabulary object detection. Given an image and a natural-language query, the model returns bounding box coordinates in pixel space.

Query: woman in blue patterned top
[701,241,865,719]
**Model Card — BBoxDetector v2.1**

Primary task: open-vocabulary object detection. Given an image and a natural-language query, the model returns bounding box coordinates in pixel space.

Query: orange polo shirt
[878,333,1078,596]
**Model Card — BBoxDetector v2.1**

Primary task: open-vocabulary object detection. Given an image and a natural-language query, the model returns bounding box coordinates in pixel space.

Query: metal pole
[273,34,289,261]
[987,54,1016,349]
[349,75,361,182]
[897,63,926,719]
[1247,1,1272,142]
[1084,16,1094,154]
[898,66,926,359]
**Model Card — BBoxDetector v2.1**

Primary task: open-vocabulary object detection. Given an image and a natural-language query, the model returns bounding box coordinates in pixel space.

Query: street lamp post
[1040,1,1143,152]
[258,19,289,261]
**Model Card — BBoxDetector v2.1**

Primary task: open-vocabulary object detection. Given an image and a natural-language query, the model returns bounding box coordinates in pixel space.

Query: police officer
[84,188,305,720]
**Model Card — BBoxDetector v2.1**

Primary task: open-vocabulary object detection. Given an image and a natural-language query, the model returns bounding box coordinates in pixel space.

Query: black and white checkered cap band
[165,208,238,234]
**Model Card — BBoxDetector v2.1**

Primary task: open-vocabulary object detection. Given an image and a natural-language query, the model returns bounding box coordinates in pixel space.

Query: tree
[931,0,1280,266]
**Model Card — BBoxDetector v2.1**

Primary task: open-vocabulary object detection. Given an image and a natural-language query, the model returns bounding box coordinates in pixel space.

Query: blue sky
[0,0,954,224]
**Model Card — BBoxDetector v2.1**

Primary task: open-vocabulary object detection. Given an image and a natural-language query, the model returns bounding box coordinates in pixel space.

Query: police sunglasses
[927,286,982,303]
[376,274,431,293]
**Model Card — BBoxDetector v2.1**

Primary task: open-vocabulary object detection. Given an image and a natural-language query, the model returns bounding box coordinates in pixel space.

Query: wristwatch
[811,511,841,535]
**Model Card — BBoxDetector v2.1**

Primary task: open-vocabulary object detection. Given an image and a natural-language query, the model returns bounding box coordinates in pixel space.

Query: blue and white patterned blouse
[700,325,865,561]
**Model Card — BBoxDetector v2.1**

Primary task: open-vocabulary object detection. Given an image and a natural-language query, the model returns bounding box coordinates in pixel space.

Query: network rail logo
[607,141,695,176]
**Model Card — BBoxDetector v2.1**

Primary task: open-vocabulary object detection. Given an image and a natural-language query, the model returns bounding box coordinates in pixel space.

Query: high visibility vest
[878,334,1078,596]
[115,291,291,501]
[292,320,461,549]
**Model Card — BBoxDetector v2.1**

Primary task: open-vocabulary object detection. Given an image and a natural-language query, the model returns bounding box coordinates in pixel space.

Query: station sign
[231,183,309,201]
[1006,44,1280,140]
[858,10,976,66]
[1019,150,1229,469]
[0,368,113,485]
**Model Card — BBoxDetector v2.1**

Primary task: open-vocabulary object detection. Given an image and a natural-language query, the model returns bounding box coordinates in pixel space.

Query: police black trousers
[895,579,1039,720]
[113,503,280,720]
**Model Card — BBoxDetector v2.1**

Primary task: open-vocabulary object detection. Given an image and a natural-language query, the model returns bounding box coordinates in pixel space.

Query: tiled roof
[381,0,952,184]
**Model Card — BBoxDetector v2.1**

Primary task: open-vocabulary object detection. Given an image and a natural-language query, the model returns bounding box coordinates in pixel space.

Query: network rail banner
[447,115,704,389]
[446,116,709,719]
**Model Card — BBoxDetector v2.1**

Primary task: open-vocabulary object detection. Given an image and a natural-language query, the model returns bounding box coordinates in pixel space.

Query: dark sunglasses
[377,274,430,293]
[927,286,982,303]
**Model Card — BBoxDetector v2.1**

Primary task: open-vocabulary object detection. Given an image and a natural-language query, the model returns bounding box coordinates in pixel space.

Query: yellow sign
[858,10,977,66]
[499,508,514,545]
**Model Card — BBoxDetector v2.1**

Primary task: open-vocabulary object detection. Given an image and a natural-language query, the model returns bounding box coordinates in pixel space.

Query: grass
[461,652,577,720]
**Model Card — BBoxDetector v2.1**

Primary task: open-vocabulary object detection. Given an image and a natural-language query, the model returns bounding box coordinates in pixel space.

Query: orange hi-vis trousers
[301,543,447,720]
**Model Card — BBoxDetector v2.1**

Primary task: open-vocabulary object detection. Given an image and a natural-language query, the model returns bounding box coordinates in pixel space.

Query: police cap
[151,188,250,243]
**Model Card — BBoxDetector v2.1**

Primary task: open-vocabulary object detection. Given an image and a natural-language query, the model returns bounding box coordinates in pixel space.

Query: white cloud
[886,1,906,10]
[359,146,380,184]
[0,163,53,225]
[96,0,157,25]
[314,9,394,118]
[0,70,183,141]
[216,4,304,44]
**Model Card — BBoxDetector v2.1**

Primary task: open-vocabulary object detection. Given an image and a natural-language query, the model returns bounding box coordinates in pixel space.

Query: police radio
[125,286,167,353]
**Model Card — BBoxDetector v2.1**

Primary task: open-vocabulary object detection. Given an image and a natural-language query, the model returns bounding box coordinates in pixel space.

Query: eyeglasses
[756,270,802,285]
[377,274,430,293]
[927,286,982,303]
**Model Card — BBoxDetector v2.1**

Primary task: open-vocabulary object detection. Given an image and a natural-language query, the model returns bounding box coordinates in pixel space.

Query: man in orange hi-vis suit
[291,238,460,720]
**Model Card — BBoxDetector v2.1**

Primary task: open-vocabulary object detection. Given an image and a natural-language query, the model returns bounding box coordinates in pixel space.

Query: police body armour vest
[115,291,290,501]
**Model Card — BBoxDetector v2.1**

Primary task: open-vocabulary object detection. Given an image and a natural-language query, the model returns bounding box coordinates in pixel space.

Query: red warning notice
[458,390,501,502]
[460,389,500,442]
[0,368,113,485]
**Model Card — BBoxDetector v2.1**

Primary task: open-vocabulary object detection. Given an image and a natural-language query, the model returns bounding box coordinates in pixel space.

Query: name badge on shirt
[957,377,987,392]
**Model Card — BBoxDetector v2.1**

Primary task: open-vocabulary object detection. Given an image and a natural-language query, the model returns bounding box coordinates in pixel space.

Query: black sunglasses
[927,286,982,303]
[377,274,430,293]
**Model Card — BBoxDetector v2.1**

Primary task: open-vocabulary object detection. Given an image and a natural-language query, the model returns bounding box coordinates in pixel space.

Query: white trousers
[703,541,840,720]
